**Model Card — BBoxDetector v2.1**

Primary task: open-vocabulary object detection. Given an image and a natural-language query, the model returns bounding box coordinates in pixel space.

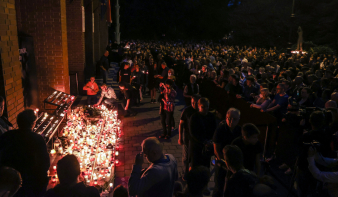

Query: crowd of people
[1,39,338,197]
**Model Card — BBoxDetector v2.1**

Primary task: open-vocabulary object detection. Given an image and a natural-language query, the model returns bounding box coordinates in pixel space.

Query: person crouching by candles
[119,82,137,117]
[44,154,100,197]
[95,84,117,109]
[0,109,50,197]
[83,77,99,105]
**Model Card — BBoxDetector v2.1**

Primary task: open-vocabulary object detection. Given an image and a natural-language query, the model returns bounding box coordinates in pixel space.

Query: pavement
[113,87,219,192]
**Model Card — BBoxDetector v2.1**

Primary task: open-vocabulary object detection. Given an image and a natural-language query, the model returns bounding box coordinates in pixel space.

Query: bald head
[142,137,163,163]
[325,100,337,109]
[331,92,338,103]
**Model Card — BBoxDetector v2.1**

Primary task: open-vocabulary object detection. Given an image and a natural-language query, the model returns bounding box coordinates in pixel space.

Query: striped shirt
[163,88,177,112]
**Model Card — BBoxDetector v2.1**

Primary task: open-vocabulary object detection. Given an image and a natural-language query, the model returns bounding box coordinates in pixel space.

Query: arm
[255,154,261,176]
[96,92,104,105]
[125,99,130,110]
[267,99,276,109]
[178,120,184,145]
[214,143,224,160]
[266,104,280,112]
[183,86,190,98]
[83,83,89,90]
[308,157,338,183]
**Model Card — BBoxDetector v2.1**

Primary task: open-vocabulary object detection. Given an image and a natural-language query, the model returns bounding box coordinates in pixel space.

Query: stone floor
[114,89,216,194]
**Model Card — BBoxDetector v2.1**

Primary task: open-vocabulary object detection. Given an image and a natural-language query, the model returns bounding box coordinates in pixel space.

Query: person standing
[159,79,177,139]
[83,77,99,105]
[131,65,144,104]
[148,61,159,103]
[119,62,131,84]
[0,109,50,197]
[119,82,137,117]
[178,94,200,180]
[155,62,169,83]
[183,75,199,106]
[99,51,109,84]
[128,137,178,197]
[212,108,241,197]
[0,96,13,136]
[189,98,217,169]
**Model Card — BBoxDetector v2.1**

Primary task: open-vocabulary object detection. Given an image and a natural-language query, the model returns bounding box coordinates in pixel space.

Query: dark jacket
[44,182,100,197]
[0,128,50,187]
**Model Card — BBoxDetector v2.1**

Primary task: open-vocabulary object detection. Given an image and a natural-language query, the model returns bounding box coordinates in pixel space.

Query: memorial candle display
[57,105,121,188]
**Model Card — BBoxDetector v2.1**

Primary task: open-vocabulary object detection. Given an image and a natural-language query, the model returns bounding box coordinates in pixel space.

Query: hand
[93,104,98,107]
[260,109,266,112]
[135,152,144,166]
[250,104,253,108]
[308,147,316,157]
[282,118,286,122]
[300,119,306,126]
[178,138,184,145]
[236,94,242,99]
[124,106,128,111]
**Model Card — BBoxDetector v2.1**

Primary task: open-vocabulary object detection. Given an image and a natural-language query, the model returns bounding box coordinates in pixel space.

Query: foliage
[309,46,335,55]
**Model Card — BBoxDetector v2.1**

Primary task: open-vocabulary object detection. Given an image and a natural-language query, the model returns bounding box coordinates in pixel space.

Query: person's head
[331,92,338,103]
[112,184,128,197]
[186,166,210,196]
[276,83,285,95]
[223,145,244,173]
[322,89,331,101]
[325,100,337,109]
[190,74,197,84]
[135,64,140,72]
[242,123,260,145]
[198,97,209,115]
[0,167,21,197]
[104,50,109,57]
[301,87,311,99]
[101,83,108,91]
[210,70,217,80]
[90,77,95,83]
[142,137,163,163]
[202,65,207,72]
[226,108,240,129]
[282,80,290,90]
[191,94,201,110]
[260,88,269,100]
[295,76,303,85]
[0,96,4,117]
[161,62,167,69]
[168,69,174,77]
[122,62,130,70]
[118,82,126,90]
[57,154,80,185]
[246,77,254,87]
[165,79,174,89]
[309,111,325,130]
[17,109,37,130]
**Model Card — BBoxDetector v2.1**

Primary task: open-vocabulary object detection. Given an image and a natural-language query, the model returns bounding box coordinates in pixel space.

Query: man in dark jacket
[44,154,100,197]
[99,50,110,83]
[183,75,199,106]
[0,109,50,197]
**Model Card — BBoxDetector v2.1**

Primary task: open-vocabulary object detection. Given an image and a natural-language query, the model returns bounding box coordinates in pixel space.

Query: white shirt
[308,154,338,197]
[100,87,117,100]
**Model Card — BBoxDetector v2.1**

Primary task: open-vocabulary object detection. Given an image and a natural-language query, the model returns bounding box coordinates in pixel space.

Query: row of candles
[50,105,121,189]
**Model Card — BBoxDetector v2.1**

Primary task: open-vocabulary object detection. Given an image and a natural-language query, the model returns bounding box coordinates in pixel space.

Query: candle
[53,166,56,171]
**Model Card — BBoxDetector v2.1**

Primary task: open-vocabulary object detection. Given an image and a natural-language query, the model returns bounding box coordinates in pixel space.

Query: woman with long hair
[250,88,271,111]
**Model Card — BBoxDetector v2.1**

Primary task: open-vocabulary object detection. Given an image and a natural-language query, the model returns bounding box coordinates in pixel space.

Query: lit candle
[53,166,57,171]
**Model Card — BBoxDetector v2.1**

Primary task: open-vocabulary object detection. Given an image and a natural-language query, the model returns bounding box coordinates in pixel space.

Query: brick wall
[0,0,25,126]
[66,0,85,95]
[15,0,69,108]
